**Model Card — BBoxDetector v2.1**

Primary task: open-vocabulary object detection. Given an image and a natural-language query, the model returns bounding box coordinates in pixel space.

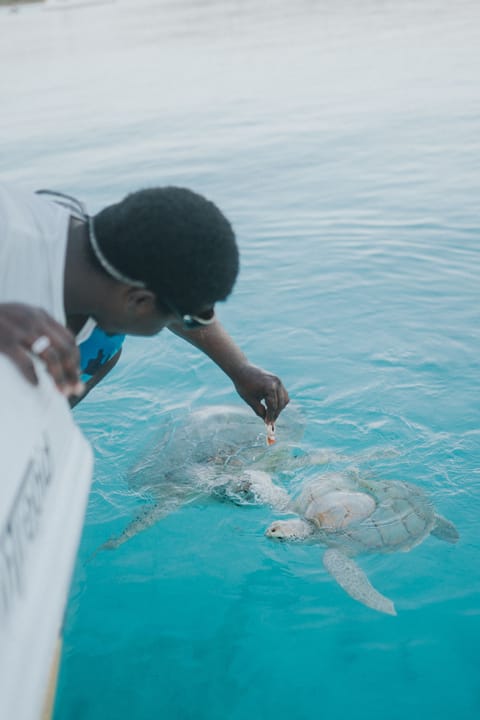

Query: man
[0,184,289,423]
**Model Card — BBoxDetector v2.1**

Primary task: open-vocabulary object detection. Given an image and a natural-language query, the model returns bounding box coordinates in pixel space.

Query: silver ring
[31,335,51,355]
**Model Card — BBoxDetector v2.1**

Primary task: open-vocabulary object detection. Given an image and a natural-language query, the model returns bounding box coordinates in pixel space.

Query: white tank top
[0,185,70,326]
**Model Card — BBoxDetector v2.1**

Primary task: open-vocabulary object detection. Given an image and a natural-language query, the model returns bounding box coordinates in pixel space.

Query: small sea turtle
[265,473,459,615]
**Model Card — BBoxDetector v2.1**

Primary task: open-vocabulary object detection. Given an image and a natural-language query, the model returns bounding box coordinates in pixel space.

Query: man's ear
[125,288,157,315]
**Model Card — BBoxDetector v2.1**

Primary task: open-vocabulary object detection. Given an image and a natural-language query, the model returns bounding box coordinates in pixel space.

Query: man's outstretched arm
[169,318,289,423]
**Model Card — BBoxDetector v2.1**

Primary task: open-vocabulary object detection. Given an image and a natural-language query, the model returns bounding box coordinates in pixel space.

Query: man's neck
[63,218,95,333]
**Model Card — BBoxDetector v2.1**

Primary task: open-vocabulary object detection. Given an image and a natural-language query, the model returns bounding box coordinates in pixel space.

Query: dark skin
[1,218,289,422]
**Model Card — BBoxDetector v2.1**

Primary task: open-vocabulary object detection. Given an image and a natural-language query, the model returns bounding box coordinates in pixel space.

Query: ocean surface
[1,0,479,718]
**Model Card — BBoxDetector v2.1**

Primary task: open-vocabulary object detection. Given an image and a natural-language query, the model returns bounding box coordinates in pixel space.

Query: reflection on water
[1,1,479,719]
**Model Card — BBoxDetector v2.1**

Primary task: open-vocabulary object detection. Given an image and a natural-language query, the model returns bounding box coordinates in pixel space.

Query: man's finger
[40,325,81,387]
[8,347,39,386]
[264,387,280,423]
[25,316,82,392]
[265,386,290,423]
[248,398,267,420]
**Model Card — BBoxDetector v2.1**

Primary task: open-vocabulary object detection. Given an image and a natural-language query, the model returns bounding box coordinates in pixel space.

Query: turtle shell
[297,477,436,555]
[128,405,304,494]
[304,490,376,530]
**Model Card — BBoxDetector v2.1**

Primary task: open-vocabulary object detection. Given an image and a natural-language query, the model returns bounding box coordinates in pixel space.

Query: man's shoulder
[0,184,69,223]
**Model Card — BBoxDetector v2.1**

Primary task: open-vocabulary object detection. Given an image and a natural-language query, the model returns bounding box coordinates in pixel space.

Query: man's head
[91,187,239,329]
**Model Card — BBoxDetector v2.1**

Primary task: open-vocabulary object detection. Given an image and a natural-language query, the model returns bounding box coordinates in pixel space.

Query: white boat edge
[0,354,93,720]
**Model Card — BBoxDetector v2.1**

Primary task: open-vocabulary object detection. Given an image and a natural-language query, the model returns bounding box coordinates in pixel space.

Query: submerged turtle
[265,472,459,615]
[98,405,303,551]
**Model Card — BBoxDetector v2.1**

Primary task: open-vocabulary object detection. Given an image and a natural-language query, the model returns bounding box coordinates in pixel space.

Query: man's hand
[233,362,290,423]
[0,303,84,397]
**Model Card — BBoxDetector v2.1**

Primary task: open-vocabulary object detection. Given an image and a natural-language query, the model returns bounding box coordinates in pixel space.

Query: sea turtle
[265,472,459,615]
[98,404,304,551]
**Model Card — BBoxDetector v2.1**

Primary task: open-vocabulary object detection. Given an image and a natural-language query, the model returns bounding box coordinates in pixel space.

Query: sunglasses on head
[182,307,215,329]
[163,299,216,329]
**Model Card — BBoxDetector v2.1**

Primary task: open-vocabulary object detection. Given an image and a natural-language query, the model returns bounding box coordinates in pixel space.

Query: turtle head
[265,518,313,540]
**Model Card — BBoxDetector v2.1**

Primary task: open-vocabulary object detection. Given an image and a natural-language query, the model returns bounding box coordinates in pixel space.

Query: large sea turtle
[265,472,459,615]
[98,404,304,551]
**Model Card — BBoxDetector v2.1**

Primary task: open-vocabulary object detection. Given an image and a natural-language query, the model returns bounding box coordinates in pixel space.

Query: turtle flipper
[96,498,185,554]
[431,514,459,544]
[323,549,397,616]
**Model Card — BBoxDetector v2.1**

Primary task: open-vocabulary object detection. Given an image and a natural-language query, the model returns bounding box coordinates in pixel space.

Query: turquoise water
[1,0,479,717]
